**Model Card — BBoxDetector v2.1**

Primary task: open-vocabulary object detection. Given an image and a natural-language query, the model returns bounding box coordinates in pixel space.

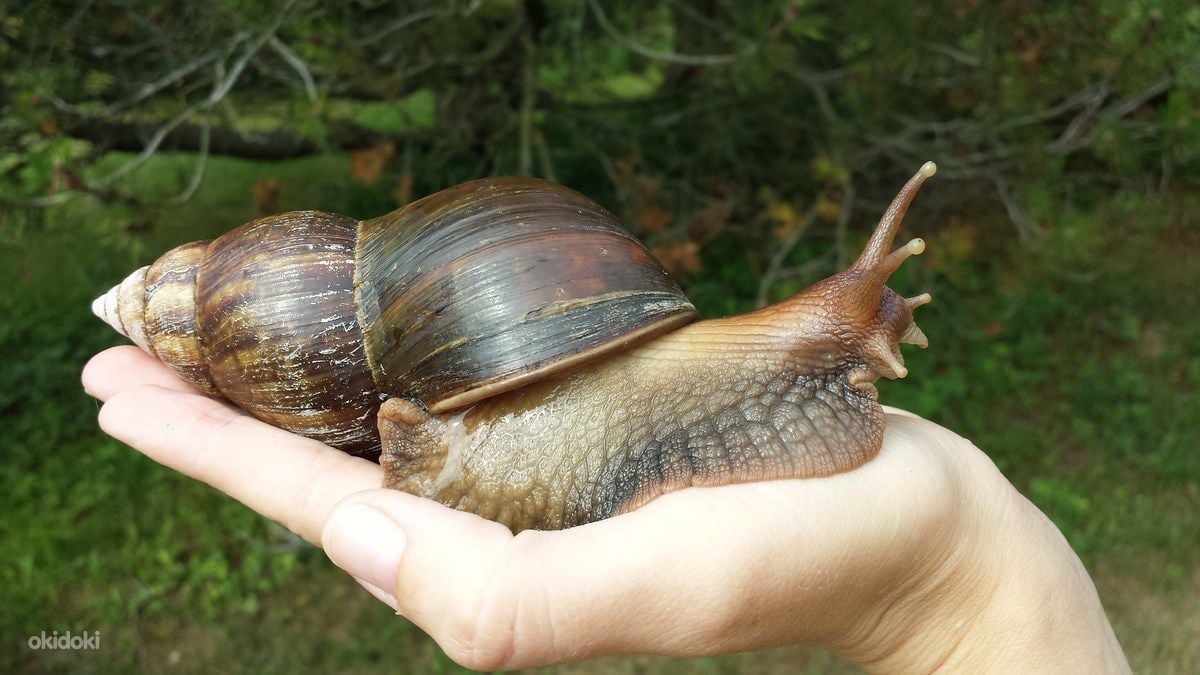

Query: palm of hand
[82,345,1018,670]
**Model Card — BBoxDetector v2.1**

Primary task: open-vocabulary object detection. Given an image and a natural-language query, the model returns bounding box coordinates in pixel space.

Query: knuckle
[440,533,549,670]
[285,449,363,538]
[440,581,519,670]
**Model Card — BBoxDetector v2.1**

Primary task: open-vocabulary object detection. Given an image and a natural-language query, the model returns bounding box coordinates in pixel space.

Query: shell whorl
[94,213,382,456]
[93,179,698,457]
[193,211,379,454]
[93,242,221,396]
[355,177,699,412]
[92,265,152,352]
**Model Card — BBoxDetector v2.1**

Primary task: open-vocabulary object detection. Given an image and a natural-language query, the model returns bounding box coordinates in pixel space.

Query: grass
[1,153,1196,672]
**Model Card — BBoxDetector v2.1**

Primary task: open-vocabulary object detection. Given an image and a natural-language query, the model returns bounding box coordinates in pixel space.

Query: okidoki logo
[27,630,101,650]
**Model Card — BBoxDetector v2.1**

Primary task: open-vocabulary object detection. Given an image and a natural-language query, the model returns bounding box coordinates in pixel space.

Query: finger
[355,578,399,610]
[322,486,824,670]
[83,345,200,400]
[322,483,875,669]
[321,491,534,669]
[99,383,382,543]
[881,404,922,420]
[321,414,978,670]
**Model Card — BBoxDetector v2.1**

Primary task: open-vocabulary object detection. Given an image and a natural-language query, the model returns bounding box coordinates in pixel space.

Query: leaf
[349,90,436,133]
[786,12,829,41]
[348,142,395,185]
[637,204,671,233]
[810,156,849,184]
[83,70,116,95]
[763,197,806,241]
[651,239,702,275]
[252,179,281,216]
[926,219,977,278]
[815,195,841,223]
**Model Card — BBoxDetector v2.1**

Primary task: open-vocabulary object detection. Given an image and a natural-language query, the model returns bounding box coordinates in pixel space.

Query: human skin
[83,345,1129,673]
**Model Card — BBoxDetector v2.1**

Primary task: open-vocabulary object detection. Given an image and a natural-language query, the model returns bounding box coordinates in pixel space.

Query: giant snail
[93,162,938,531]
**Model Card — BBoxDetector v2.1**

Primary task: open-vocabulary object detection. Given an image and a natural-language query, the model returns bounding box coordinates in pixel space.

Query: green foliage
[4,151,1198,672]
[343,91,437,134]
[1,0,1198,671]
[0,206,277,661]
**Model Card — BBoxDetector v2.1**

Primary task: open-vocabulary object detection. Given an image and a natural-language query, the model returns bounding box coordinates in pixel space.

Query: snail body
[94,164,937,531]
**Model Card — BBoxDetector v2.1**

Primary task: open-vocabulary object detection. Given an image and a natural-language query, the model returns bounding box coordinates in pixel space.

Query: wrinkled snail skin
[378,163,938,531]
[93,163,937,532]
[380,297,907,532]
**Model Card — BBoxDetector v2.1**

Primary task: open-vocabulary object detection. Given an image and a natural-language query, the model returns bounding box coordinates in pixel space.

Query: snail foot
[378,398,450,494]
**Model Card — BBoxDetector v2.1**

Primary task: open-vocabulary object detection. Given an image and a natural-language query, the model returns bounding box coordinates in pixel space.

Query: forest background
[2,1,1197,671]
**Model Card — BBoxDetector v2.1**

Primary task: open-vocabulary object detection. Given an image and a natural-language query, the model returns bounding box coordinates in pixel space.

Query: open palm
[83,344,1126,672]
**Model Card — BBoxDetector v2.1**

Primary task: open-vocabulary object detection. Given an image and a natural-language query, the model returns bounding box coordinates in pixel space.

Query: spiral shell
[94,178,698,455]
[96,212,380,453]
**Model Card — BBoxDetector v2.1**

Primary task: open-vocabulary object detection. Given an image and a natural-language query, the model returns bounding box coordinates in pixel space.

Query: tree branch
[269,37,319,103]
[168,112,211,203]
[756,204,818,308]
[588,0,749,66]
[62,118,430,160]
[92,0,300,186]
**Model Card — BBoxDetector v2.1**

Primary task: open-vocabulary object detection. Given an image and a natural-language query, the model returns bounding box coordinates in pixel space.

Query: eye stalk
[744,162,936,381]
[843,161,937,320]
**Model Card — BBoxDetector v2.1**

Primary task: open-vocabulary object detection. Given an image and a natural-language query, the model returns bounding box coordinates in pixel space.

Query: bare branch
[168,113,211,204]
[790,68,844,126]
[62,116,429,160]
[1048,60,1197,155]
[991,174,1041,242]
[756,204,818,308]
[95,105,196,186]
[834,174,856,269]
[994,84,1108,133]
[534,130,557,182]
[518,36,537,176]
[588,0,749,66]
[218,97,251,142]
[49,50,224,118]
[925,42,982,67]
[270,37,318,103]
[92,0,300,187]
[1046,83,1110,155]
[360,7,447,46]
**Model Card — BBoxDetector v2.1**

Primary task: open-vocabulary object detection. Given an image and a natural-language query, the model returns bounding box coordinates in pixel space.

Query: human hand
[84,345,1128,672]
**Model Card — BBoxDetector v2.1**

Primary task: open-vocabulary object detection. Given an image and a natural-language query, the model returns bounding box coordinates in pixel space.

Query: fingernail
[323,503,407,591]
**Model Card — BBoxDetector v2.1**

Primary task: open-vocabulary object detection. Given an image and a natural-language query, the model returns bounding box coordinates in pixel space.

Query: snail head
[753,162,936,384]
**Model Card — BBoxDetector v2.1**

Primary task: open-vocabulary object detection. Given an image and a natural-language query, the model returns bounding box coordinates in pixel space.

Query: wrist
[845,449,1129,673]
[933,486,1129,673]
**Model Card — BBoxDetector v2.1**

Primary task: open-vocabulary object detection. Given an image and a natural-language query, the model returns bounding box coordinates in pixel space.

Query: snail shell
[94,178,697,456]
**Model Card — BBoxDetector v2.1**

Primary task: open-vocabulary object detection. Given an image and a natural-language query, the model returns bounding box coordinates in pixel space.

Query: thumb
[320,489,545,669]
[318,486,777,669]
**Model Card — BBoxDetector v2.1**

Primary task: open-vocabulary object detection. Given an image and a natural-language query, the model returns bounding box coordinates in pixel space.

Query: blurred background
[1,0,1197,672]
